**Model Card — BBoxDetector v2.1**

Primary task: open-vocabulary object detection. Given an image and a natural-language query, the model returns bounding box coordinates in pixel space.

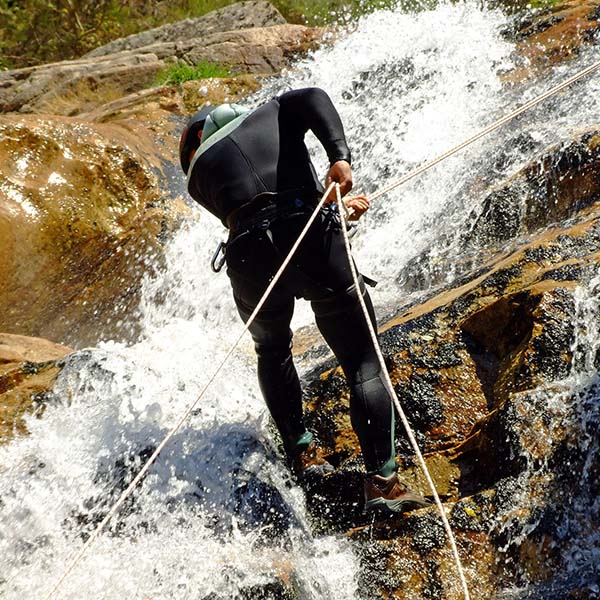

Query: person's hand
[344,194,370,221]
[325,160,352,202]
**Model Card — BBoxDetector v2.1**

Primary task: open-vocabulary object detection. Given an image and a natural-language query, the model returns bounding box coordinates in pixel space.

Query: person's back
[187,87,351,225]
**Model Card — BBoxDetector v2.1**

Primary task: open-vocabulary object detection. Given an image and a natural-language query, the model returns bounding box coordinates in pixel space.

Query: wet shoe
[291,441,334,478]
[364,472,432,515]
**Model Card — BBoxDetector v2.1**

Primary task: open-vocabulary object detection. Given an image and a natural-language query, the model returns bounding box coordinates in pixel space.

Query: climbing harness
[45,57,600,599]
[335,184,471,599]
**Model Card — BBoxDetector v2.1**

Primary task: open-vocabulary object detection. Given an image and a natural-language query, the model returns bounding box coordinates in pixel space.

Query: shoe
[364,472,432,515]
[291,441,334,478]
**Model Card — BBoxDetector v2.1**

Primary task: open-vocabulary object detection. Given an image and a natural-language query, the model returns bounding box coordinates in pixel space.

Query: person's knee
[311,278,366,318]
[254,335,293,361]
[351,368,386,401]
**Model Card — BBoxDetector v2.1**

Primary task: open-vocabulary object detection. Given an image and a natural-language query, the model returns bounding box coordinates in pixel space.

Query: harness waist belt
[226,189,318,233]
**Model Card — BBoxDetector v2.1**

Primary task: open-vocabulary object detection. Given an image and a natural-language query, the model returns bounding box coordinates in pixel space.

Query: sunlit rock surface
[0,112,192,347]
[508,0,600,78]
[83,0,287,58]
[0,333,71,442]
[0,18,325,116]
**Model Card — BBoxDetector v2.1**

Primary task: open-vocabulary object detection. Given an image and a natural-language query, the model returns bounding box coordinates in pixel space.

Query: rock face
[0,333,71,443]
[84,0,287,57]
[302,128,600,598]
[504,0,600,80]
[0,111,191,347]
[0,1,324,116]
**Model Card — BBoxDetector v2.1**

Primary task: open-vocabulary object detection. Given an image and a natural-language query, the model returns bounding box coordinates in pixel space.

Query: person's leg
[312,283,396,476]
[274,211,396,475]
[232,289,306,453]
[224,229,305,451]
[226,227,334,477]
[233,288,333,477]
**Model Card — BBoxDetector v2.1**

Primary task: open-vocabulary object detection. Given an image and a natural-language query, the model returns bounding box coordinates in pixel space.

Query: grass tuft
[154,61,232,86]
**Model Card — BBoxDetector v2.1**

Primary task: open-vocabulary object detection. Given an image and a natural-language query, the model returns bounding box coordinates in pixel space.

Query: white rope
[335,184,471,599]
[44,182,336,600]
[369,59,600,202]
[45,57,600,598]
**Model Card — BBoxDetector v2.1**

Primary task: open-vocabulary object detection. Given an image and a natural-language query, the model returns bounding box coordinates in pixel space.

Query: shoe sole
[299,463,335,479]
[364,496,432,515]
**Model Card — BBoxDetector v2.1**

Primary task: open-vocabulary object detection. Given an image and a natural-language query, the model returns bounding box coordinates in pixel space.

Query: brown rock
[0,24,325,116]
[0,333,71,443]
[503,0,600,82]
[180,74,265,112]
[0,112,192,347]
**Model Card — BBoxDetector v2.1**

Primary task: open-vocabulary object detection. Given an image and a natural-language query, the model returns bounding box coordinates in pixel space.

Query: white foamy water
[1,1,599,598]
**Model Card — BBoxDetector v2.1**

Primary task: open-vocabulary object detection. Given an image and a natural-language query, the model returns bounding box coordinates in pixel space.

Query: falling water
[1,1,599,598]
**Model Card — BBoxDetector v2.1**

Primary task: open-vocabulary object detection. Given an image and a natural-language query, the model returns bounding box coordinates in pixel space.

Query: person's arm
[278,87,353,197]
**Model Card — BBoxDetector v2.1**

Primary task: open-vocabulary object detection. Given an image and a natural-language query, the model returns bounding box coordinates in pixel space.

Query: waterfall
[1,1,599,598]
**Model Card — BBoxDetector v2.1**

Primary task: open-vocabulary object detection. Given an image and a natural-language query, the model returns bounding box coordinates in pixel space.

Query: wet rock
[466,130,600,249]
[0,113,192,347]
[303,122,600,596]
[502,0,600,80]
[0,333,71,443]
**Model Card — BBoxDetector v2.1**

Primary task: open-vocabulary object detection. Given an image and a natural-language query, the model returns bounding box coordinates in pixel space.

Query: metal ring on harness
[211,241,227,272]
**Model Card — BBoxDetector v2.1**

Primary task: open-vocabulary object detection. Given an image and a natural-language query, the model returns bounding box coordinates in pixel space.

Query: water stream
[1,1,599,598]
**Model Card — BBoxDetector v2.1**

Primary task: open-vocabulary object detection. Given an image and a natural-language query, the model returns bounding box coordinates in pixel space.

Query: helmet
[201,103,249,143]
[179,106,214,175]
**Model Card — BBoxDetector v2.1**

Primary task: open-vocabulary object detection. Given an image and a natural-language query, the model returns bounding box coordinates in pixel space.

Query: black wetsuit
[187,87,394,475]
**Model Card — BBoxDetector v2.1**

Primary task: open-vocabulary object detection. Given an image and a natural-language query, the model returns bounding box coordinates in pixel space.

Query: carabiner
[211,241,227,273]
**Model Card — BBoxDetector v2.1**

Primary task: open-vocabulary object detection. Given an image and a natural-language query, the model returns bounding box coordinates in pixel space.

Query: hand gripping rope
[45,58,600,598]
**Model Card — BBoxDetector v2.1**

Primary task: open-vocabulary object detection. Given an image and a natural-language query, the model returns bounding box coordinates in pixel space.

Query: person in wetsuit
[179,87,430,514]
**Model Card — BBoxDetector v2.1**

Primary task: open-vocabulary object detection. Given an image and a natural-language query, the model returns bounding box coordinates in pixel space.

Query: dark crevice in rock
[461,292,539,410]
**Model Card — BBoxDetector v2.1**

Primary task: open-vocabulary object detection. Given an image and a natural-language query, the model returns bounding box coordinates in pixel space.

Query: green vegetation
[528,0,560,8]
[0,0,403,70]
[154,60,231,85]
[0,0,136,69]
[0,0,563,70]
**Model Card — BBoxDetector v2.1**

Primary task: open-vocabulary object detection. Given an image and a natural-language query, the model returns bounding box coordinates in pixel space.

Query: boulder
[466,129,600,248]
[0,333,72,443]
[503,0,600,81]
[84,0,287,58]
[0,24,325,116]
[0,112,192,348]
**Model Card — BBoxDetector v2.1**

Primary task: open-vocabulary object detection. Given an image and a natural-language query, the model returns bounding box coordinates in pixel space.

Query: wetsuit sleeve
[277,87,352,166]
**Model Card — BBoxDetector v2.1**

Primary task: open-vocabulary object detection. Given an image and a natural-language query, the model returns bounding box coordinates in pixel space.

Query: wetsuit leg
[226,230,308,454]
[312,285,396,476]
[267,212,396,475]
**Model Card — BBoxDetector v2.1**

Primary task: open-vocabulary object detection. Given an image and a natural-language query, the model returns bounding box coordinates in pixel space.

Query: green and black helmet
[179,106,214,175]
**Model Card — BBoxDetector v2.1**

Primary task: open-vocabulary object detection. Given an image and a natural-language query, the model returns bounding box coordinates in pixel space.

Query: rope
[44,182,336,600]
[335,184,470,599]
[45,57,600,598]
[369,59,600,202]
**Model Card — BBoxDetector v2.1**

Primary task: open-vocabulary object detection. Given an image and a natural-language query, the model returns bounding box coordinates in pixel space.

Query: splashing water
[1,1,600,598]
